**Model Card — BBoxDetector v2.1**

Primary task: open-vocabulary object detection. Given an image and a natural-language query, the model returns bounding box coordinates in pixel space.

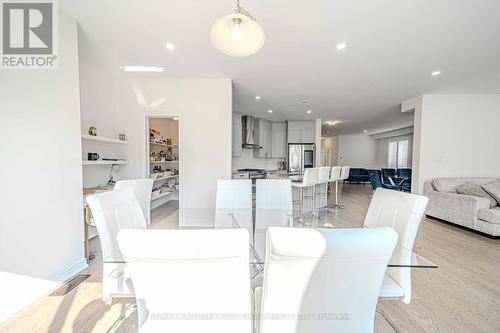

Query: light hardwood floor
[1,184,499,332]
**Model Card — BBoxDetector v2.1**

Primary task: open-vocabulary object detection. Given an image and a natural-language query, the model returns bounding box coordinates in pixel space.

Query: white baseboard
[51,258,89,283]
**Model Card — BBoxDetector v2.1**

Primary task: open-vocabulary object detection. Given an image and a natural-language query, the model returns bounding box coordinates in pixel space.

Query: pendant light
[210,0,265,57]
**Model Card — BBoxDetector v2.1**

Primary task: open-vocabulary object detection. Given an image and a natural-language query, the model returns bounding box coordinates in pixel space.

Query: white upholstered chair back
[115,179,154,224]
[318,166,331,183]
[302,167,319,186]
[257,227,398,333]
[255,179,293,258]
[340,166,351,180]
[215,179,253,230]
[117,229,252,333]
[86,187,147,261]
[363,188,429,303]
[255,179,293,225]
[329,166,342,182]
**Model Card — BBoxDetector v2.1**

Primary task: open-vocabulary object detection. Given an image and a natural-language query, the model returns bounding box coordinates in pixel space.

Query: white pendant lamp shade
[210,13,265,57]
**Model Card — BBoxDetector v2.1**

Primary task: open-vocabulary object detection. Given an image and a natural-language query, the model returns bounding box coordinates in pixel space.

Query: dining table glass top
[103,208,437,269]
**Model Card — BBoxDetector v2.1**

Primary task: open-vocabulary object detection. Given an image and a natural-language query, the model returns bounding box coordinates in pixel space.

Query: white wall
[0,9,85,321]
[78,45,233,218]
[315,119,322,167]
[321,136,339,166]
[337,135,378,168]
[412,94,500,194]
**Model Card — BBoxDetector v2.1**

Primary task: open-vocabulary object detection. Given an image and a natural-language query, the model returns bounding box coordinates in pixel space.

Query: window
[388,141,398,168]
[388,139,409,168]
[397,140,409,168]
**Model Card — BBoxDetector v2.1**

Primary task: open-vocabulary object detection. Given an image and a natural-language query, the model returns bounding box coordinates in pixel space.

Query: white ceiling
[61,0,500,136]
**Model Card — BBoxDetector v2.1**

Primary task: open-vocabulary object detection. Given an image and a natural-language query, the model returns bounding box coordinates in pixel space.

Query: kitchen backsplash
[232,149,285,170]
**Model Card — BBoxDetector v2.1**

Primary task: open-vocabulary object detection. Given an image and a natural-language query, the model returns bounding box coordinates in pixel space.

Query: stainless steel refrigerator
[287,144,315,176]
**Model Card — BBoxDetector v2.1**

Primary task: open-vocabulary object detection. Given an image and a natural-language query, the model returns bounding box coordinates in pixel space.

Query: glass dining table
[103,208,437,332]
[103,207,437,269]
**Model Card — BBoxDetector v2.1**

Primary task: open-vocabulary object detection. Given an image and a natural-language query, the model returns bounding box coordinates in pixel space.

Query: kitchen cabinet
[254,118,272,158]
[271,122,286,158]
[232,114,242,157]
[287,121,315,143]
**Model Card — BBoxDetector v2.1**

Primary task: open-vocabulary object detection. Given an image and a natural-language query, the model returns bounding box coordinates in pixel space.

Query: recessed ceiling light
[336,42,347,51]
[255,96,261,100]
[363,130,368,133]
[173,117,179,121]
[306,110,312,114]
[121,66,164,72]
[165,43,175,51]
[268,109,273,113]
[431,70,442,76]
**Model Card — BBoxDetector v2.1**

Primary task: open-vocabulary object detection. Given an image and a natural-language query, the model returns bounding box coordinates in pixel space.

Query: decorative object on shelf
[150,151,160,161]
[107,164,120,185]
[88,152,100,161]
[88,126,97,136]
[210,0,265,57]
[119,133,126,141]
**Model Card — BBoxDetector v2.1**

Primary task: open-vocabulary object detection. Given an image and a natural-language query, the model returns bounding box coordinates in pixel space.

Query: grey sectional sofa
[424,177,500,237]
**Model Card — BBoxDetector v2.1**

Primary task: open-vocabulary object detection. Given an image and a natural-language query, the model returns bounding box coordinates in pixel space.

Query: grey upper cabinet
[271,122,286,158]
[232,114,242,157]
[287,121,315,143]
[254,118,272,158]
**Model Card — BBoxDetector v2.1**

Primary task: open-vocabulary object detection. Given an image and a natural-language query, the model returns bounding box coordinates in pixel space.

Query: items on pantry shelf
[150,149,177,162]
[151,182,177,198]
[149,128,175,146]
[149,167,179,180]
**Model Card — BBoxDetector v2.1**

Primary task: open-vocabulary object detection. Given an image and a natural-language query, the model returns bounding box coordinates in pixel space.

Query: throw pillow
[482,181,500,206]
[455,182,497,208]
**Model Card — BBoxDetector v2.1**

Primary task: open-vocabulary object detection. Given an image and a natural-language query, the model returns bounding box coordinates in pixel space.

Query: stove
[237,168,266,174]
[236,169,266,200]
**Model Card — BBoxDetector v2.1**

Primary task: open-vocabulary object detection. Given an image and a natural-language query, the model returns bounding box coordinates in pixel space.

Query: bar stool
[291,168,319,217]
[328,166,342,210]
[337,166,351,209]
[316,166,332,210]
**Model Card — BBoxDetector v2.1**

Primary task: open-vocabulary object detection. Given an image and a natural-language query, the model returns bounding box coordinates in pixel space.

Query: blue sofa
[345,168,370,184]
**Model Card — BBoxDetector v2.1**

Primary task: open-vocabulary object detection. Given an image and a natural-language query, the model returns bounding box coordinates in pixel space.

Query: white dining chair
[364,188,429,304]
[117,228,253,333]
[254,179,293,259]
[291,168,319,213]
[115,179,154,224]
[215,179,253,231]
[86,187,147,300]
[327,166,342,210]
[254,227,398,333]
[316,166,331,209]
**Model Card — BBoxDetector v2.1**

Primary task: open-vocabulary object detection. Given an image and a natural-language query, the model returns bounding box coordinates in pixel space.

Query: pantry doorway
[142,114,181,223]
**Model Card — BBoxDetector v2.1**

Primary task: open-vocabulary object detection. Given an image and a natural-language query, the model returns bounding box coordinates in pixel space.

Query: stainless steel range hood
[241,116,262,149]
